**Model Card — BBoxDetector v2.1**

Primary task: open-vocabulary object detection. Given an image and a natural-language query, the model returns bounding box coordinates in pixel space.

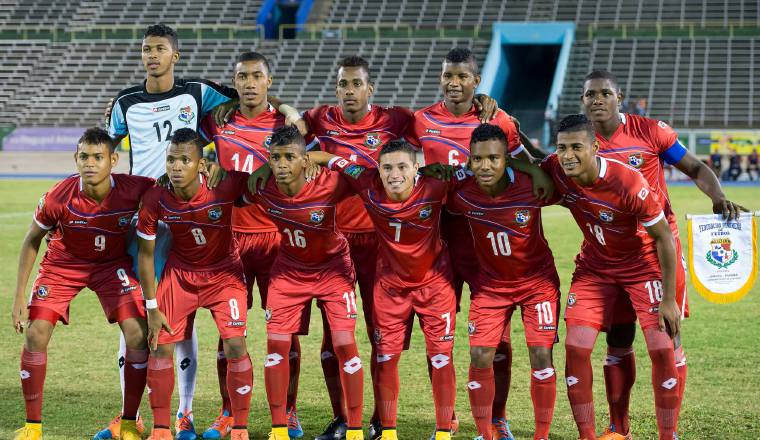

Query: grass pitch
[0,181,758,439]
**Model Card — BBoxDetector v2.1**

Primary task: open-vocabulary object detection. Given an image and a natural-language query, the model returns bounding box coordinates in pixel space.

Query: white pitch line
[0,211,33,219]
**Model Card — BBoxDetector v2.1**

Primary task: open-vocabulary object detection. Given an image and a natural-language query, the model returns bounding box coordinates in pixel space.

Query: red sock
[430,352,456,431]
[675,346,687,432]
[226,354,253,429]
[147,356,174,428]
[467,366,494,437]
[369,342,380,423]
[492,341,512,420]
[644,329,679,440]
[123,348,148,419]
[530,367,556,440]
[216,338,231,414]
[376,353,400,429]
[333,338,364,429]
[603,347,635,433]
[320,329,346,419]
[264,337,291,427]
[287,335,301,411]
[20,348,46,423]
[565,344,596,439]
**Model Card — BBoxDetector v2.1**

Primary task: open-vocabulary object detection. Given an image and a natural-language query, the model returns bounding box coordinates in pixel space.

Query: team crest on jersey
[208,207,223,221]
[628,152,644,168]
[265,308,272,322]
[599,210,614,223]
[36,285,49,299]
[567,292,576,307]
[467,321,476,335]
[264,136,272,149]
[178,106,195,124]
[364,132,381,149]
[118,215,131,227]
[419,205,433,220]
[514,209,530,226]
[310,209,325,224]
[707,237,738,268]
[344,164,366,179]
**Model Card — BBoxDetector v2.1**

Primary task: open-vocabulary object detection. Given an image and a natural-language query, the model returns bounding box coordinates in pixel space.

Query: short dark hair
[144,24,178,50]
[470,123,507,148]
[270,126,305,153]
[237,51,271,75]
[78,127,115,153]
[584,70,619,91]
[338,55,371,82]
[379,139,416,160]
[444,47,479,74]
[557,114,595,141]
[170,128,204,156]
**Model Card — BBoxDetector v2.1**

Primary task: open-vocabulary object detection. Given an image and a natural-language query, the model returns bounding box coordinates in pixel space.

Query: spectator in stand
[709,151,723,177]
[747,150,759,181]
[634,98,648,116]
[727,150,742,181]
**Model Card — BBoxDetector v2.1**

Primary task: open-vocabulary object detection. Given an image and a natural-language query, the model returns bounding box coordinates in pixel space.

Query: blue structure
[258,0,314,39]
[478,22,575,148]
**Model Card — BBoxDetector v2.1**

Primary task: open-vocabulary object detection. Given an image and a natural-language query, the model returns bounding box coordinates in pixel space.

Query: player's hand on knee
[658,298,681,339]
[147,309,172,351]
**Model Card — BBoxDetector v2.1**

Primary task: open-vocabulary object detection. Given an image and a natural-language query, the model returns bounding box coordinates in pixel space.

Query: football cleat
[314,417,347,440]
[368,420,382,440]
[120,419,143,440]
[175,412,197,440]
[287,407,304,439]
[269,427,290,440]
[148,428,174,440]
[14,423,42,440]
[598,425,632,440]
[230,429,249,440]
[491,418,515,440]
[94,413,146,439]
[202,410,233,439]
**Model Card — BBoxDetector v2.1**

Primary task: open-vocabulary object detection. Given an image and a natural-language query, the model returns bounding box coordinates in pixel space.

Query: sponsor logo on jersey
[223,130,235,135]
[515,209,530,226]
[152,105,170,113]
[264,308,272,322]
[310,209,325,224]
[364,132,382,149]
[208,206,223,221]
[467,321,476,335]
[69,219,88,225]
[628,152,644,168]
[178,106,195,124]
[165,215,182,221]
[599,210,614,223]
[707,237,738,268]
[118,215,131,227]
[426,128,441,135]
[327,130,340,136]
[468,210,484,216]
[268,208,283,215]
[567,292,576,307]
[419,205,432,220]
[344,164,366,178]
[36,285,49,299]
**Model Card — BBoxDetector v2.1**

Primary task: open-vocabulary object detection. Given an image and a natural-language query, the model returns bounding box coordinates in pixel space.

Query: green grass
[1,181,758,439]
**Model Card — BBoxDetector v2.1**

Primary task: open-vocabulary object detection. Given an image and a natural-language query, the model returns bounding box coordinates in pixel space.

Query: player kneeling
[137,129,253,440]
[11,128,153,440]
[448,124,559,440]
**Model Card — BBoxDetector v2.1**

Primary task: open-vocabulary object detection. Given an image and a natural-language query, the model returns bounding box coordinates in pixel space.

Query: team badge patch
[344,164,366,178]
[514,209,530,226]
[265,308,272,322]
[567,292,576,307]
[599,210,614,223]
[419,205,432,220]
[364,132,381,149]
[118,215,131,227]
[264,136,272,149]
[36,285,49,299]
[707,238,738,268]
[467,321,476,335]
[310,209,325,224]
[208,207,223,221]
[628,152,644,168]
[178,106,195,124]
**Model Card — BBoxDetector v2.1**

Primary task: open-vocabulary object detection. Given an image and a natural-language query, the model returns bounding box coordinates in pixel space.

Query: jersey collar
[79,174,115,191]
[620,113,627,125]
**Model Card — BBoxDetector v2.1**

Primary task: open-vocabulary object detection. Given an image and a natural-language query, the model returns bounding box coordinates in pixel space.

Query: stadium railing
[0,24,264,41]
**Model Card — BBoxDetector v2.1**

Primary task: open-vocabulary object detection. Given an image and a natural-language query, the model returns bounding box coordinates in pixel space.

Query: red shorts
[373,274,457,355]
[29,259,144,325]
[566,266,667,331]
[345,232,378,337]
[469,276,560,348]
[234,230,280,310]
[266,255,357,335]
[156,262,248,344]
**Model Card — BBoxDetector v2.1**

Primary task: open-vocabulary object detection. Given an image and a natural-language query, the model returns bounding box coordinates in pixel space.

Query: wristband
[145,299,158,310]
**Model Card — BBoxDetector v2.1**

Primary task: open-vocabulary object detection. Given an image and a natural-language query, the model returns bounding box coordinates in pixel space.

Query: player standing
[245,126,364,440]
[580,70,747,439]
[544,114,682,440]
[136,129,253,440]
[10,128,152,440]
[406,47,529,440]
[446,124,559,440]
[198,52,304,440]
[102,23,238,440]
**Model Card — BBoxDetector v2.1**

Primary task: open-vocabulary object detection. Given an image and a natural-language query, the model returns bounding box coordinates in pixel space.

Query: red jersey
[137,172,247,270]
[244,170,353,269]
[34,174,154,264]
[328,157,469,288]
[447,169,558,290]
[407,102,523,166]
[595,113,687,228]
[542,155,666,278]
[200,108,282,234]
[303,104,413,233]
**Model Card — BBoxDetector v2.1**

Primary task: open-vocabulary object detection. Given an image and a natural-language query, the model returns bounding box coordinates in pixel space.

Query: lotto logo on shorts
[539,325,556,331]
[227,320,245,327]
[441,334,454,342]
[567,293,576,307]
[36,285,50,299]
[121,285,137,294]
[467,321,476,335]
[265,308,272,322]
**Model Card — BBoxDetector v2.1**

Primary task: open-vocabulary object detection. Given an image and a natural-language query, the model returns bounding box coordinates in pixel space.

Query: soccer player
[10,128,152,440]
[136,129,253,440]
[447,124,559,440]
[103,23,238,440]
[406,47,530,440]
[245,126,364,440]
[580,70,748,439]
[544,114,682,440]
[197,51,304,440]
